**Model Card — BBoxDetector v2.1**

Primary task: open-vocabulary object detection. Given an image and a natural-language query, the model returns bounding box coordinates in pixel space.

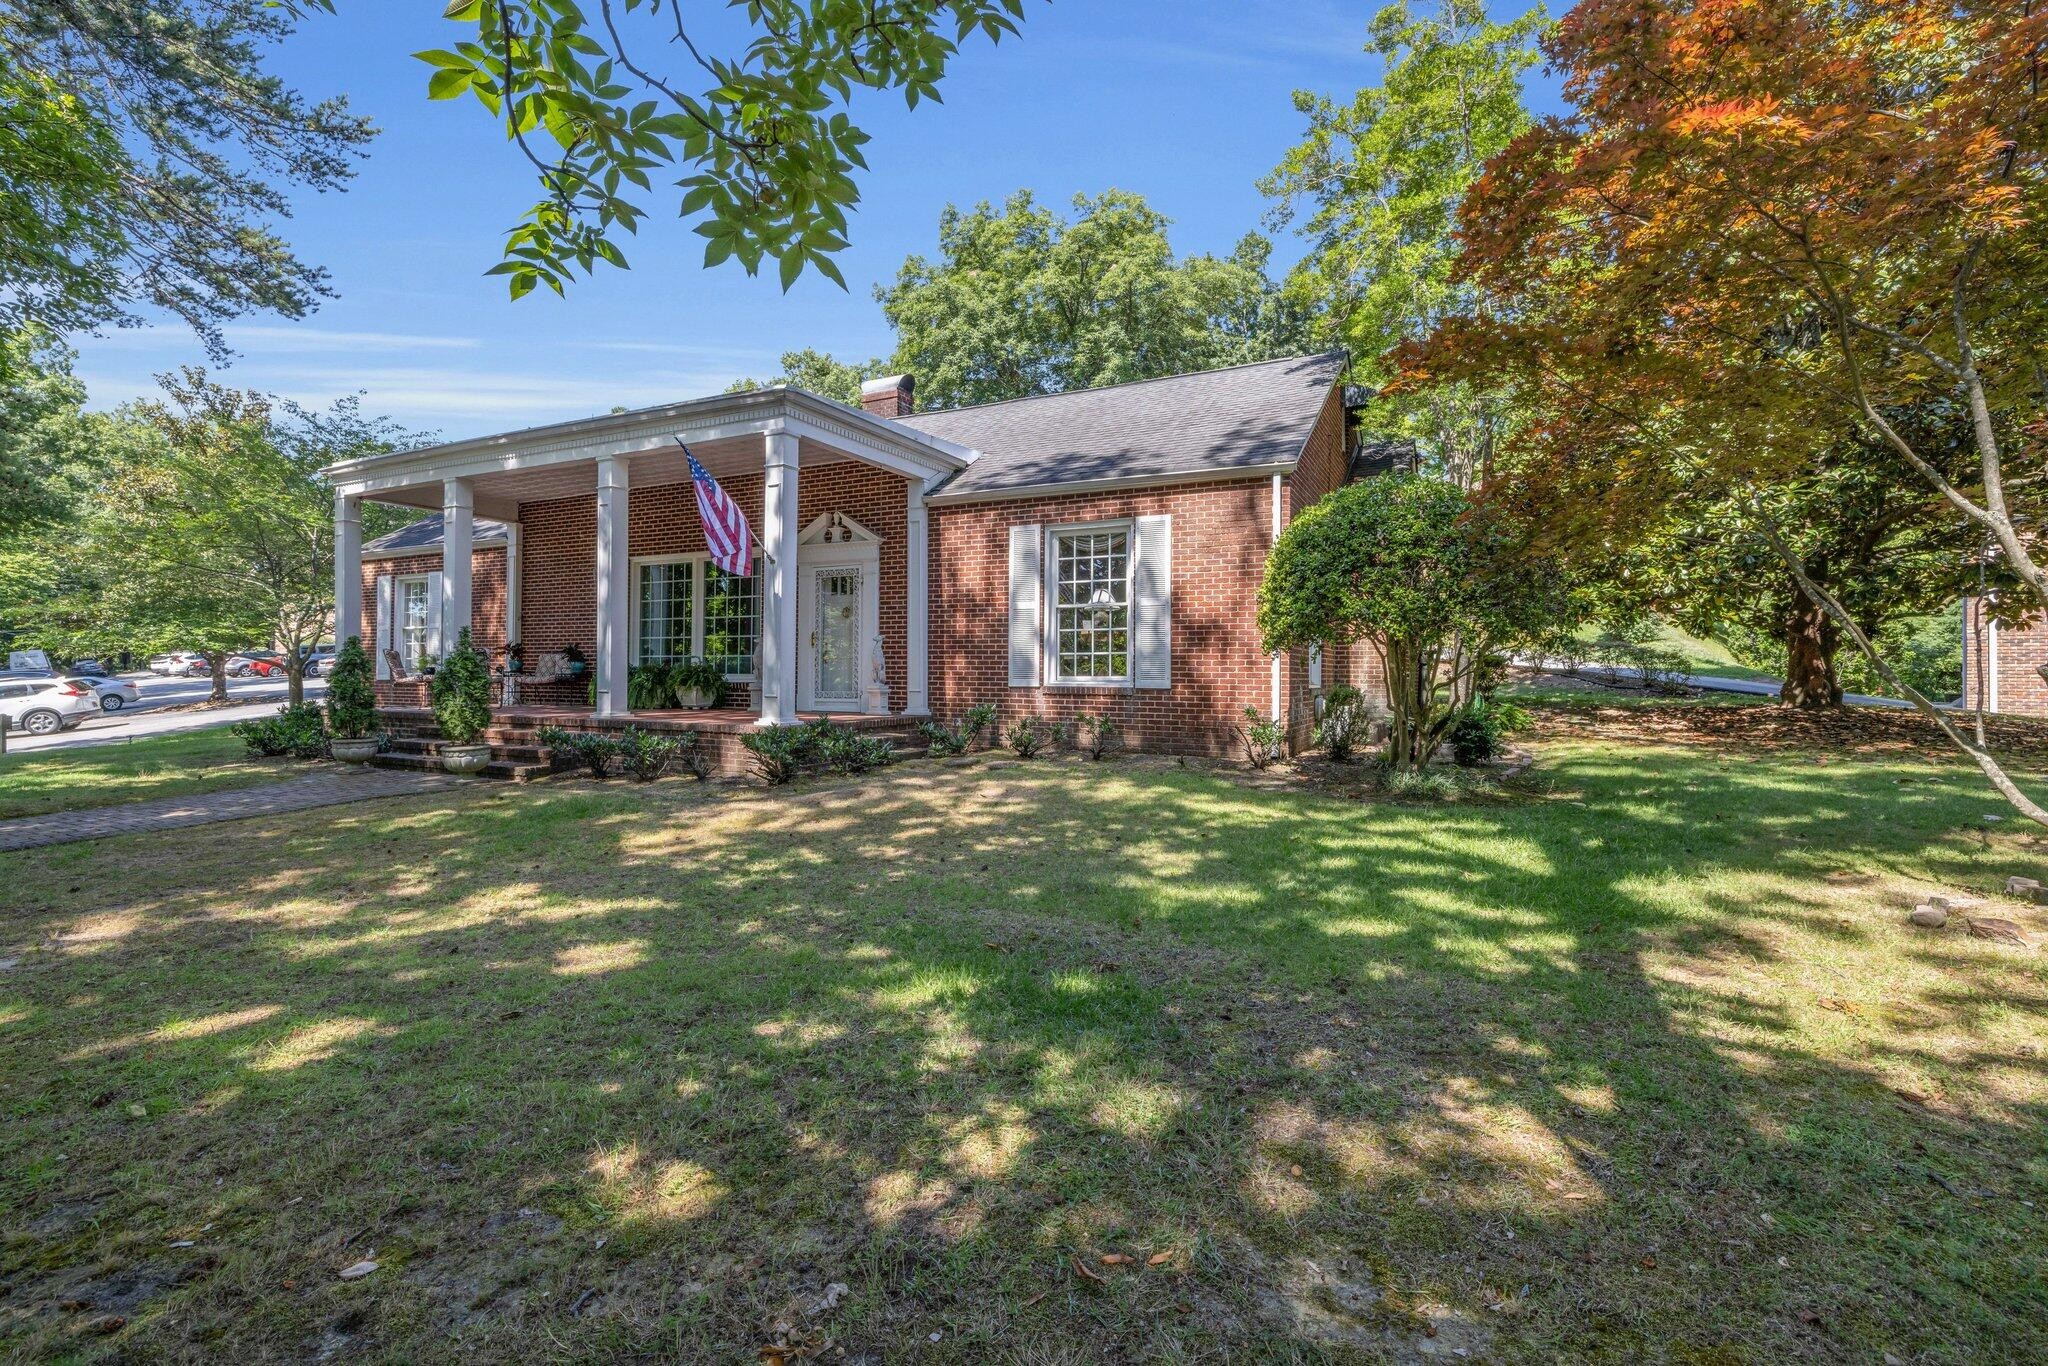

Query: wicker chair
[501,650,576,706]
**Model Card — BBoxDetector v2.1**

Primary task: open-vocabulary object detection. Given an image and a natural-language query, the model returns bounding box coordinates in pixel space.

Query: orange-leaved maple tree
[1409,0,2048,822]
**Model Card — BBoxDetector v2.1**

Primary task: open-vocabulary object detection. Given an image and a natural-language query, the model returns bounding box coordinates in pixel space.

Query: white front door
[799,564,866,712]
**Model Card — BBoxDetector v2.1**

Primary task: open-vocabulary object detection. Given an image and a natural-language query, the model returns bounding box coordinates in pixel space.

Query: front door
[801,566,864,712]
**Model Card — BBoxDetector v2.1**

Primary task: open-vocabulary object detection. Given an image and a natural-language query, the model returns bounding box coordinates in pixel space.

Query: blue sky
[70,0,1563,440]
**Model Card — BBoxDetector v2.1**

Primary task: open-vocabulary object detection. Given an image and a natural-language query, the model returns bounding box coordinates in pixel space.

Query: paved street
[3,673,330,757]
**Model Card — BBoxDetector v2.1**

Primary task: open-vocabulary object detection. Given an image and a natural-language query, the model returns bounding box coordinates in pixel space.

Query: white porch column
[757,426,801,726]
[334,492,362,648]
[905,476,930,716]
[441,477,474,654]
[595,455,631,716]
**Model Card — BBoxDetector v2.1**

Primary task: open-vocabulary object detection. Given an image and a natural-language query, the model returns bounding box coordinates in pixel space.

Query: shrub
[538,726,621,778]
[1005,716,1051,758]
[1073,714,1121,760]
[671,730,710,780]
[232,702,328,759]
[626,664,673,711]
[615,727,682,781]
[742,725,808,784]
[1447,696,1521,767]
[1237,707,1285,769]
[325,636,377,740]
[917,719,964,756]
[431,628,492,745]
[961,702,998,750]
[1313,684,1371,762]
[667,658,727,706]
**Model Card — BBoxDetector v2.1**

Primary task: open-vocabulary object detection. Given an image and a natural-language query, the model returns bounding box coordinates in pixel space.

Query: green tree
[417,0,1030,298]
[1625,419,1979,708]
[1262,0,1545,485]
[0,0,374,357]
[879,190,1309,410]
[726,348,875,406]
[0,329,103,542]
[1259,475,1553,772]
[13,376,417,703]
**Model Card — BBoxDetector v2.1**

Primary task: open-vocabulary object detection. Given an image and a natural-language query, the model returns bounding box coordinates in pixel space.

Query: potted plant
[325,636,381,762]
[668,657,726,709]
[561,644,588,676]
[416,648,436,678]
[504,642,527,674]
[431,628,494,774]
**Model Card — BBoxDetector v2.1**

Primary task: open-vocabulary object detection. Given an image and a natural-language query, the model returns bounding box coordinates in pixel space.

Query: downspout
[1270,473,1284,724]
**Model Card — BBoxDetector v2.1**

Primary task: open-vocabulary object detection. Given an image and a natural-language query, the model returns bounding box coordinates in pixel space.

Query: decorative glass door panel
[813,569,861,704]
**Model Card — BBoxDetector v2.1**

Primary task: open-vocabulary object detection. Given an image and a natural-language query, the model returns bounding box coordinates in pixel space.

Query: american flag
[681,442,757,576]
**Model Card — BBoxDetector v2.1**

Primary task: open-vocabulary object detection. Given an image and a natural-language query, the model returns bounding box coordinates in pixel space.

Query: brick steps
[368,749,553,782]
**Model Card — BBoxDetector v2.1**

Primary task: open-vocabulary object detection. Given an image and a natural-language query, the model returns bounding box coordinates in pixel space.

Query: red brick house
[325,352,1381,772]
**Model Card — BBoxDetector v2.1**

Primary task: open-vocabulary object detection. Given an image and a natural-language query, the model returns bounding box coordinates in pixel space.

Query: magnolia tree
[1415,0,2048,821]
[1259,475,1556,771]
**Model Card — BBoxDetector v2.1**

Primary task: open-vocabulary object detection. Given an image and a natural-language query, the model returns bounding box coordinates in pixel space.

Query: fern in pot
[667,657,726,709]
[431,629,494,774]
[325,636,381,762]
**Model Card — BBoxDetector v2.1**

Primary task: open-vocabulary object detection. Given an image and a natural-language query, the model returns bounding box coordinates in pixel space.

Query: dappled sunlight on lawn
[0,726,2044,1358]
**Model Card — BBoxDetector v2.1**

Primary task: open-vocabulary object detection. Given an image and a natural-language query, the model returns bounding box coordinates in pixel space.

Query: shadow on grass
[2,735,2045,1360]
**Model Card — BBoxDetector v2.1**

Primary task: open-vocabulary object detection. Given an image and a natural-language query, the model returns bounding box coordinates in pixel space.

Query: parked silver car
[86,676,143,712]
[0,676,101,735]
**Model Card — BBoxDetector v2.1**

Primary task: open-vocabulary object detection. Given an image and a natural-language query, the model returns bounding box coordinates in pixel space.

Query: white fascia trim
[361,535,509,562]
[925,461,1295,508]
[321,389,975,497]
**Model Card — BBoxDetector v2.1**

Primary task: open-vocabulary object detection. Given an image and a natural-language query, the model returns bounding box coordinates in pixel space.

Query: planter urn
[330,736,380,764]
[675,686,716,710]
[440,743,492,775]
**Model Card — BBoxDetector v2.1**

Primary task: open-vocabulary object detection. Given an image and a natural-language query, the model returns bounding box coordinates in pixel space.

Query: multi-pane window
[633,556,759,678]
[702,563,761,677]
[399,576,432,668]
[636,560,694,664]
[1052,528,1129,681]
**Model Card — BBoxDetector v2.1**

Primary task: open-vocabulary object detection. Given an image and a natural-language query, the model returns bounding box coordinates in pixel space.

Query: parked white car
[86,676,143,712]
[0,676,101,736]
[148,652,208,675]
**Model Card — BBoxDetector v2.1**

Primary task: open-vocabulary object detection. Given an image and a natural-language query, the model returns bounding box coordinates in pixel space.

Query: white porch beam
[905,477,930,716]
[441,477,474,655]
[595,455,631,716]
[758,426,801,726]
[334,492,362,650]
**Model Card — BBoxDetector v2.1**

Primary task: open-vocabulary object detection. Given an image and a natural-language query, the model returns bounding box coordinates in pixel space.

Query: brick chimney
[859,374,915,419]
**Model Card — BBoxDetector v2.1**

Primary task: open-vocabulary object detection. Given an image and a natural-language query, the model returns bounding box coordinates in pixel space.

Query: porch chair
[500,649,576,706]
[383,649,427,685]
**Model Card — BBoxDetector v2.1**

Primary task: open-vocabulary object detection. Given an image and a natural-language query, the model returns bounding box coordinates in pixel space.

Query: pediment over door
[798,511,882,547]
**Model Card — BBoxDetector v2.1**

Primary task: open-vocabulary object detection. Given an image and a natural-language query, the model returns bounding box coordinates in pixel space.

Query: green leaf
[426,68,474,100]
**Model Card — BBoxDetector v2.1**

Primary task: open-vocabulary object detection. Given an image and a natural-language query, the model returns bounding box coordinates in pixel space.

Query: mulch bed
[1532,698,2048,765]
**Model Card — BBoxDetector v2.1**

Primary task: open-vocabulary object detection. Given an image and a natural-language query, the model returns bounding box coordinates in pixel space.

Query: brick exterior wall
[514,460,913,712]
[921,381,1381,759]
[360,547,508,707]
[1962,597,2046,715]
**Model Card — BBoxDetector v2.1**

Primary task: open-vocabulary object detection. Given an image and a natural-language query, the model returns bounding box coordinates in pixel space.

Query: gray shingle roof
[903,352,1345,501]
[363,513,510,556]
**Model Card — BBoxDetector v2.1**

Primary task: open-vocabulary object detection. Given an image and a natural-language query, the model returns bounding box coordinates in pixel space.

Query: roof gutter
[924,460,1296,508]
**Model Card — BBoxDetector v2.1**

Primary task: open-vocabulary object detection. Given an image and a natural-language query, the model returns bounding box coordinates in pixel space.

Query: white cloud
[221,326,484,352]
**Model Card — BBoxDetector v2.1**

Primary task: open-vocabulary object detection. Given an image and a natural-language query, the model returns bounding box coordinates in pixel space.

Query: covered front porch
[324,384,975,731]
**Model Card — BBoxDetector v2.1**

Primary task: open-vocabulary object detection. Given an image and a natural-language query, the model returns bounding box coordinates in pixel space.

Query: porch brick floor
[0,765,460,853]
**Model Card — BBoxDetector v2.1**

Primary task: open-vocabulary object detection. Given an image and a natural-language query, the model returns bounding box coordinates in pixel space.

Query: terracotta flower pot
[440,743,492,775]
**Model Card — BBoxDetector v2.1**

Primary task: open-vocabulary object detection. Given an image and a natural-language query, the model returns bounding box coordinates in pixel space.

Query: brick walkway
[0,766,463,853]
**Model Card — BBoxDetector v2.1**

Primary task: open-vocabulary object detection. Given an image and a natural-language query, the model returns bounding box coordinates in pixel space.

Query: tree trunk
[1781,589,1843,709]
[286,660,304,709]
[207,652,229,704]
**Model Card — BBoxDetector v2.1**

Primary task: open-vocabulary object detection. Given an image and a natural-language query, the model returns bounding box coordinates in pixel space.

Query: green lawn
[0,728,287,821]
[2,709,2045,1360]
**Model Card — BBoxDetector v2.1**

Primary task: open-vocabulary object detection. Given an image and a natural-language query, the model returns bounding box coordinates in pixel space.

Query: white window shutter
[373,576,393,680]
[426,570,445,659]
[1133,514,1172,690]
[1007,523,1043,688]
